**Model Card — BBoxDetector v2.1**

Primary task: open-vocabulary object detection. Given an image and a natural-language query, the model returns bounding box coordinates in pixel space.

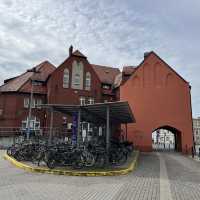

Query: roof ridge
[91,64,119,70]
[72,50,87,58]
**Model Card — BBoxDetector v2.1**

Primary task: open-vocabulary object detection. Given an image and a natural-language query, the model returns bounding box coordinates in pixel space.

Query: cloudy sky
[0,0,199,116]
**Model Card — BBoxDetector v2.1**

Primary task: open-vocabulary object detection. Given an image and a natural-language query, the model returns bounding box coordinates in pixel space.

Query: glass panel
[24,98,29,108]
[63,68,69,88]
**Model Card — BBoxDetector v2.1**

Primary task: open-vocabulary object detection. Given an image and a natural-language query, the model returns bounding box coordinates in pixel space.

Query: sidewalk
[189,155,200,162]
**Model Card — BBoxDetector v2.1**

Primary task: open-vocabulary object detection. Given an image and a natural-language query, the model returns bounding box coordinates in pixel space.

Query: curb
[3,151,139,176]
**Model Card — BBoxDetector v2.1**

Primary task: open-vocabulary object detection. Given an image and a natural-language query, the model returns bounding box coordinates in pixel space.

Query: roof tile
[0,61,55,92]
[91,64,120,85]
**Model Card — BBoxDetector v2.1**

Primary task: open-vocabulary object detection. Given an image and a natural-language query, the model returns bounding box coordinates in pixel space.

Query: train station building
[0,46,194,153]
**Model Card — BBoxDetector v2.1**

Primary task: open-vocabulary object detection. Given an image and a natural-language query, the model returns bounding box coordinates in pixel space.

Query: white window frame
[63,68,69,88]
[24,98,29,108]
[31,99,36,108]
[74,73,80,86]
[71,61,84,90]
[80,96,86,106]
[21,116,40,130]
[36,99,42,109]
[85,72,91,90]
[88,97,94,105]
[102,84,110,89]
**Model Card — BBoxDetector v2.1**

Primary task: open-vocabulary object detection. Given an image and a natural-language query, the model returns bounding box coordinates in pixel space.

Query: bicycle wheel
[46,158,56,169]
[7,147,12,156]
[84,152,95,167]
[72,156,84,169]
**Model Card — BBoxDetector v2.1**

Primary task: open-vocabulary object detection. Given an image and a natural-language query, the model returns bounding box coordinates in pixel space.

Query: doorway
[152,126,182,152]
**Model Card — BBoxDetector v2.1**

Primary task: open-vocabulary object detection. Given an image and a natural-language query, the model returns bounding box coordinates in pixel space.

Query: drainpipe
[189,85,195,154]
[48,107,54,145]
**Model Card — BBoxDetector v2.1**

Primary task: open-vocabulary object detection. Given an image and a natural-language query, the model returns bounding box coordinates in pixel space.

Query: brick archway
[152,125,182,152]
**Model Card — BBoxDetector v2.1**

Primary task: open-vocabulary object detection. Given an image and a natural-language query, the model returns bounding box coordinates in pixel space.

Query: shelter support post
[106,106,110,165]
[48,107,54,145]
[77,109,81,147]
[125,123,127,140]
[106,105,110,152]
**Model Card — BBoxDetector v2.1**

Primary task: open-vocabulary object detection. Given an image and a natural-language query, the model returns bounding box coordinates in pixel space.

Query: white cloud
[0,0,199,116]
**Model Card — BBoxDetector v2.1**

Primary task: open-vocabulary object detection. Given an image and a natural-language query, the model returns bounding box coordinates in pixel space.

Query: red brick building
[0,61,55,131]
[0,47,193,153]
[0,47,120,135]
[120,52,193,153]
[47,47,120,127]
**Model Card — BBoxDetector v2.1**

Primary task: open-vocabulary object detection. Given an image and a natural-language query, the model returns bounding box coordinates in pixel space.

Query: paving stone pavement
[0,150,200,200]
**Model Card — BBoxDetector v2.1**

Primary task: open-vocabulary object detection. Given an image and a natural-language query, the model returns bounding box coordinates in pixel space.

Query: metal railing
[0,127,72,148]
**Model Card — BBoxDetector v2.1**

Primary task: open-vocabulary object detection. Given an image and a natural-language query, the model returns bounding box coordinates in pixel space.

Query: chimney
[69,45,73,56]
[144,52,150,59]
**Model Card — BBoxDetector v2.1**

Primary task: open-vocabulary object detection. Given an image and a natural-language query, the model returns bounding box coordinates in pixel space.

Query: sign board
[72,112,78,145]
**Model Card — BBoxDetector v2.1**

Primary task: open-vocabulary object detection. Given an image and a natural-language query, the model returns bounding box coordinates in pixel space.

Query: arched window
[85,72,91,90]
[74,73,80,86]
[63,68,69,88]
[72,61,84,89]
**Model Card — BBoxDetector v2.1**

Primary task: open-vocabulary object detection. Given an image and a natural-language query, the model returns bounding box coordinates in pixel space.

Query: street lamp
[26,79,34,140]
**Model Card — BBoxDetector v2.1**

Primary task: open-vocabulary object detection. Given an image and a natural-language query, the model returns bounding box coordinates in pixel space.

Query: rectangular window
[80,96,85,105]
[36,99,42,109]
[67,123,72,129]
[22,117,40,130]
[22,120,27,130]
[88,97,94,105]
[31,99,36,108]
[33,82,42,86]
[24,98,29,108]
[102,84,110,89]
[35,121,40,130]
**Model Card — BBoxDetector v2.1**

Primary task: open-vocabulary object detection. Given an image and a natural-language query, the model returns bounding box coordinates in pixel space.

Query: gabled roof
[91,64,120,85]
[0,61,55,92]
[123,51,189,86]
[72,50,87,58]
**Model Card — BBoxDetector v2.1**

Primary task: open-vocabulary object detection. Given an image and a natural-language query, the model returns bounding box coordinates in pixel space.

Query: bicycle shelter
[41,101,135,152]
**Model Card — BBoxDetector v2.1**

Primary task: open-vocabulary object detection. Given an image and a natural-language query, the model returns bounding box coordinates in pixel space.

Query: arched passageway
[152,126,182,152]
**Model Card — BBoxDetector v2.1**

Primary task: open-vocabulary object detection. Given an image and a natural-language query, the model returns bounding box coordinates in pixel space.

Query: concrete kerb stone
[3,151,139,176]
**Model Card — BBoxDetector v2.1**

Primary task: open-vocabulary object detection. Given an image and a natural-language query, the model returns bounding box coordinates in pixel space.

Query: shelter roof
[41,101,135,124]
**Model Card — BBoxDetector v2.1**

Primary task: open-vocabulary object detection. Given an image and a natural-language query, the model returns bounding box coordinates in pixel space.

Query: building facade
[0,61,55,131]
[193,117,200,145]
[120,52,193,153]
[0,47,120,138]
[0,47,194,153]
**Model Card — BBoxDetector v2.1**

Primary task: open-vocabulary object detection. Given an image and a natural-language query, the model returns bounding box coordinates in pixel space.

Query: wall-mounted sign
[72,112,78,145]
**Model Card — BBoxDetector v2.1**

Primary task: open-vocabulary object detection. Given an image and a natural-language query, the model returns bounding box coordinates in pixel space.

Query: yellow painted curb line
[3,151,139,176]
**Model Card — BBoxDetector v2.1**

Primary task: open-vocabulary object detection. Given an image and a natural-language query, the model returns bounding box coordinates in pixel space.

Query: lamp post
[26,79,34,140]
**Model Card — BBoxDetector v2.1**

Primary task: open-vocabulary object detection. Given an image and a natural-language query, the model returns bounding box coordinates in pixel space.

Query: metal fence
[0,127,72,149]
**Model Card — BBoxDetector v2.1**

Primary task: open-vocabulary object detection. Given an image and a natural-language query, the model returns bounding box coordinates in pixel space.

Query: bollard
[192,146,194,158]
[198,147,200,158]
